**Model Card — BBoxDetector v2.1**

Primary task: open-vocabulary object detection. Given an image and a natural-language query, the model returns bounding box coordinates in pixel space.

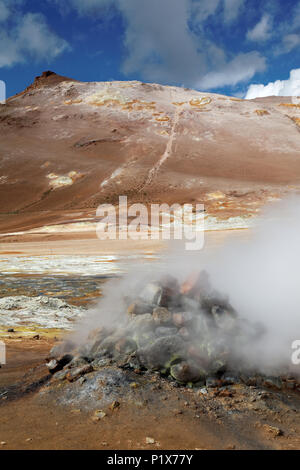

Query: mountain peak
[36,70,57,80]
[33,70,75,87]
[20,71,76,96]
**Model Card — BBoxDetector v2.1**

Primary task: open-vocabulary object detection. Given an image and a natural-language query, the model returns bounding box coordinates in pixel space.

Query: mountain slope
[0,71,299,233]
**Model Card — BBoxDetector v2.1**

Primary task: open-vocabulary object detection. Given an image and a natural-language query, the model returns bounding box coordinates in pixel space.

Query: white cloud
[199,51,266,89]
[292,1,300,29]
[223,0,244,24]
[274,1,300,55]
[54,0,116,16]
[277,33,300,54]
[57,0,264,90]
[245,68,300,99]
[17,13,69,60]
[0,7,69,68]
[0,33,20,67]
[192,0,244,24]
[118,0,262,89]
[192,0,221,22]
[0,1,10,22]
[64,0,245,26]
[118,0,204,86]
[0,0,24,21]
[247,14,273,42]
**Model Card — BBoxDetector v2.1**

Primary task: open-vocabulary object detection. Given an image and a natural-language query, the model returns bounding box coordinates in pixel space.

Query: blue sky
[0,0,299,98]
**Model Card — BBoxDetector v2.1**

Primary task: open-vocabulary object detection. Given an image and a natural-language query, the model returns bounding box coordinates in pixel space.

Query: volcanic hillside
[0,71,299,234]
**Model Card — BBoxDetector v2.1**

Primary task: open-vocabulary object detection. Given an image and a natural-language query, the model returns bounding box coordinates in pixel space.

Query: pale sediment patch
[0,296,86,329]
[101,167,124,188]
[46,171,83,189]
[86,87,129,107]
[207,191,226,200]
[28,221,98,233]
[47,173,73,189]
[153,210,252,232]
[1,212,253,241]
[0,254,158,275]
[205,215,252,231]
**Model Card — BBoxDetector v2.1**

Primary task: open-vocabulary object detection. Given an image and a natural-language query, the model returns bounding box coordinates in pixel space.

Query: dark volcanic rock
[47,354,73,374]
[66,364,94,382]
[129,313,155,332]
[127,301,154,316]
[153,307,172,325]
[170,361,207,384]
[134,330,157,349]
[172,311,194,328]
[262,376,283,391]
[139,283,164,306]
[155,327,178,337]
[137,335,186,370]
[92,335,119,357]
[66,356,90,369]
[47,274,290,397]
[115,338,137,355]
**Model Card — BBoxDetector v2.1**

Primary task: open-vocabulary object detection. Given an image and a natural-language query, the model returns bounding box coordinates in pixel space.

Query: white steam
[74,196,300,376]
[205,196,300,372]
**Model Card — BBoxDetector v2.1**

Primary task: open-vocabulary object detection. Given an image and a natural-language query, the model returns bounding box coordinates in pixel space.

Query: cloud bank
[119,0,264,90]
[1,0,299,94]
[57,0,266,90]
[119,0,204,86]
[199,51,266,89]
[247,14,273,42]
[0,1,69,68]
[245,68,300,99]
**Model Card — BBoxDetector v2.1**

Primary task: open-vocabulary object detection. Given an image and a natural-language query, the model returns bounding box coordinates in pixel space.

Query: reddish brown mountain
[0,71,299,233]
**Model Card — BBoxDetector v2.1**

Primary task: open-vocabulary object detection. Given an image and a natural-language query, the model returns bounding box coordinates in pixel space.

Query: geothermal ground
[0,72,300,450]
[1,281,300,450]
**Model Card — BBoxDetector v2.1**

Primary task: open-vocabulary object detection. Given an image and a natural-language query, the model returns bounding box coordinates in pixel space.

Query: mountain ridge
[0,71,299,234]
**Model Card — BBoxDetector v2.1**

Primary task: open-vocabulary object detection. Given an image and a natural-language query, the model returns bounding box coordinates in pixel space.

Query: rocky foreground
[1,272,300,449]
[2,334,299,450]
[46,272,300,406]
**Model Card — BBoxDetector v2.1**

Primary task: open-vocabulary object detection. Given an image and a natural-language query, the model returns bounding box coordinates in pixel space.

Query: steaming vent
[48,271,299,391]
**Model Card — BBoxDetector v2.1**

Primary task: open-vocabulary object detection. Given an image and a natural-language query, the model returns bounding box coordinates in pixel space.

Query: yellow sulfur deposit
[255,109,270,116]
[87,88,128,107]
[279,103,300,108]
[292,117,300,127]
[207,191,226,200]
[189,97,212,108]
[155,116,170,122]
[64,99,82,105]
